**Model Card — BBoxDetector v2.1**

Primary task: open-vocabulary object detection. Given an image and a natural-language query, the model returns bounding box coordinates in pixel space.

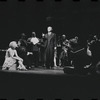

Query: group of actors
[2,26,57,70]
[2,26,100,74]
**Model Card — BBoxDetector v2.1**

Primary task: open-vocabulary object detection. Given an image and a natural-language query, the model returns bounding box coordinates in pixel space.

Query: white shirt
[30,37,39,45]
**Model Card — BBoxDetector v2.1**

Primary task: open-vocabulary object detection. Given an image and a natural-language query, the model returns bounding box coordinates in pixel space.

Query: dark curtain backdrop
[0,0,100,48]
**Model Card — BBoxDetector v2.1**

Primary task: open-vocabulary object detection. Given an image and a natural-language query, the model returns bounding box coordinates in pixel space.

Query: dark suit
[17,39,31,69]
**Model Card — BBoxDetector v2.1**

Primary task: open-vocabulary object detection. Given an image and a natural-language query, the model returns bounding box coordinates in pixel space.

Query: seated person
[2,41,27,70]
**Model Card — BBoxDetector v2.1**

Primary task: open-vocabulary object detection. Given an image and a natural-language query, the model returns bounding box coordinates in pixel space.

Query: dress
[2,48,17,70]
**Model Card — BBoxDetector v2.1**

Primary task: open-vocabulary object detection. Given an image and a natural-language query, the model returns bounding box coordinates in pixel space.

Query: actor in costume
[39,33,46,67]
[27,32,40,67]
[17,33,31,69]
[44,26,57,69]
[2,41,27,70]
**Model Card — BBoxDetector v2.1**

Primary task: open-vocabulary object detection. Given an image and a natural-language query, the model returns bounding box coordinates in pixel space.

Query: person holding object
[44,26,57,69]
[2,41,27,70]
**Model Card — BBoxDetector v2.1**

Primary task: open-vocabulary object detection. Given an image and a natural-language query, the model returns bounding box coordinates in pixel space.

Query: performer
[2,41,27,70]
[59,34,71,67]
[69,36,79,51]
[56,36,62,66]
[39,33,46,67]
[17,33,31,69]
[44,26,57,69]
[27,32,40,67]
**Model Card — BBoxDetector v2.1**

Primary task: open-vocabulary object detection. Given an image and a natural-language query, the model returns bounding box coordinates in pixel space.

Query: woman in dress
[2,41,27,70]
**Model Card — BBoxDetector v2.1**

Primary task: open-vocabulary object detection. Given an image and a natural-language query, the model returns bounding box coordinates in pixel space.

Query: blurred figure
[17,33,31,69]
[59,34,71,67]
[44,26,57,69]
[69,36,79,51]
[56,36,62,66]
[27,32,40,67]
[2,41,27,70]
[39,33,46,67]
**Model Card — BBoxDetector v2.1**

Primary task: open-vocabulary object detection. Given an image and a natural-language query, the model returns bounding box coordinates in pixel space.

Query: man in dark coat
[17,33,31,69]
[44,26,57,69]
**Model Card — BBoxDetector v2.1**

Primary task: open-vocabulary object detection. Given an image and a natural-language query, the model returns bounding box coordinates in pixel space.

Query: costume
[2,48,17,70]
[17,38,31,69]
[39,37,46,67]
[44,33,56,68]
[28,37,40,67]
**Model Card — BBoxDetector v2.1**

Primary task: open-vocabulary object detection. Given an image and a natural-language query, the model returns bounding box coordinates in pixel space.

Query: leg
[34,51,39,67]
[18,60,27,70]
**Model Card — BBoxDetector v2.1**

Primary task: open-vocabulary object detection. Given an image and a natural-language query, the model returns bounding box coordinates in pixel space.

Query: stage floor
[1,67,65,75]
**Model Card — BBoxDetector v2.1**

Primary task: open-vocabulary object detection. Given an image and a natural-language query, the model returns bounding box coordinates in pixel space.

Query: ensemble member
[39,33,46,67]
[27,32,40,67]
[59,34,70,67]
[17,33,31,69]
[44,26,57,69]
[56,36,62,66]
[2,41,27,70]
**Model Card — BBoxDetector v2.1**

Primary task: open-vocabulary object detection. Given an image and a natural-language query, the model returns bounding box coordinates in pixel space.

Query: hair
[9,41,17,49]
[21,33,26,37]
[32,32,36,37]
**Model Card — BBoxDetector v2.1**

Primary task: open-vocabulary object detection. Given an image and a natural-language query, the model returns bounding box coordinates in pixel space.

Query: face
[62,35,66,39]
[13,42,18,48]
[32,32,36,37]
[10,42,18,49]
[47,26,52,32]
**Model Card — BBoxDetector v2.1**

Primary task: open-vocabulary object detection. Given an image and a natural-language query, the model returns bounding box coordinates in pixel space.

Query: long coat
[44,33,56,67]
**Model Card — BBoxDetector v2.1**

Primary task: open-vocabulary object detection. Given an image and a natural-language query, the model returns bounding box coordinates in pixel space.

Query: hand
[54,47,57,50]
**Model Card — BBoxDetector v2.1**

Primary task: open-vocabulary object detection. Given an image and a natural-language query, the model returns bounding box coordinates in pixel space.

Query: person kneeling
[2,41,27,70]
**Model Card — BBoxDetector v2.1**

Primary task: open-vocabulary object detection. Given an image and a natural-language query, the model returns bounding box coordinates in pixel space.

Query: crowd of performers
[2,26,100,74]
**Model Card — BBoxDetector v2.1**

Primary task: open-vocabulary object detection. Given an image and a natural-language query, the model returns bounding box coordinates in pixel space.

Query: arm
[14,50,23,61]
[8,49,23,61]
[54,34,57,50]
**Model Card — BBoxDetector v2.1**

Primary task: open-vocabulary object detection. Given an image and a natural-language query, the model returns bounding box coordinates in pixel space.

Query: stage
[1,67,65,75]
[0,66,100,100]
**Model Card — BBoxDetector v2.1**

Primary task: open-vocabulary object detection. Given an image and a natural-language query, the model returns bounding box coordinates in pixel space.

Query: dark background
[0,0,100,48]
[0,1,100,100]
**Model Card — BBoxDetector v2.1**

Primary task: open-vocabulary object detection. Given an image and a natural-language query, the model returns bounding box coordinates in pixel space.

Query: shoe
[52,66,58,70]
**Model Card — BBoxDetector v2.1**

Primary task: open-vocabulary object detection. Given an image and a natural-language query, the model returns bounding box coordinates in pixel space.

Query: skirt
[2,57,16,70]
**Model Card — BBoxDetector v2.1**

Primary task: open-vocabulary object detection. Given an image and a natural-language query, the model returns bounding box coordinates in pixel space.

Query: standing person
[2,41,27,70]
[17,33,31,69]
[44,26,57,69]
[39,33,46,67]
[56,36,62,66]
[59,34,71,67]
[27,32,40,68]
